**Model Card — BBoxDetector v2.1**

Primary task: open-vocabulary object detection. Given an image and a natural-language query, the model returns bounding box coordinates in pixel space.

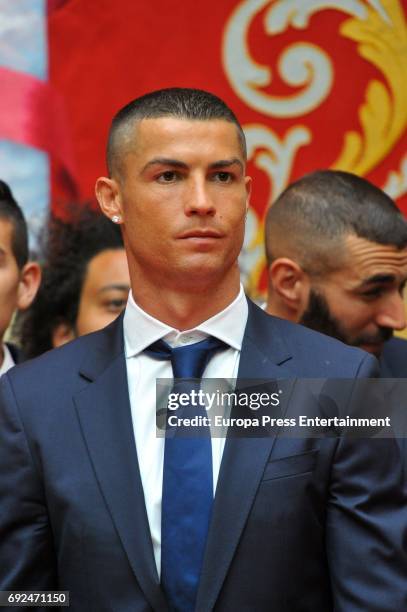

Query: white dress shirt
[123,286,248,575]
[0,344,15,377]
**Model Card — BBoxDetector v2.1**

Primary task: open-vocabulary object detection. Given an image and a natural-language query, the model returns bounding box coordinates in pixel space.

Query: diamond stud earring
[111,215,121,223]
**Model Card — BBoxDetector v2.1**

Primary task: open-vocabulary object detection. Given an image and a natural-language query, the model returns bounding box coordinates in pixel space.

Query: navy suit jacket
[0,301,405,611]
[379,337,407,474]
[380,336,407,377]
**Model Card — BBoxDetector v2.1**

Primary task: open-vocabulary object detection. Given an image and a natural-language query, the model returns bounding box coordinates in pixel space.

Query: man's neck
[265,298,297,322]
[131,271,241,330]
[265,298,280,317]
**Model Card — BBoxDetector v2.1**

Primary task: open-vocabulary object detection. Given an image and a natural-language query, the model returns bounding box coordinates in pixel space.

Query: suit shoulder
[254,303,362,355]
[276,315,362,354]
[247,301,376,377]
[9,333,96,376]
[4,317,122,393]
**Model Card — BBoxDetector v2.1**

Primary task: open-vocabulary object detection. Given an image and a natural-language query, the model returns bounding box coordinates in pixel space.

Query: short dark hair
[0,180,28,268]
[265,170,407,275]
[20,207,124,358]
[107,87,246,176]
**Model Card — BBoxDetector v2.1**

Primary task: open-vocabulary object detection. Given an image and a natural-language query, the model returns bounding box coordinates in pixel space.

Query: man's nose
[375,293,407,331]
[184,178,215,216]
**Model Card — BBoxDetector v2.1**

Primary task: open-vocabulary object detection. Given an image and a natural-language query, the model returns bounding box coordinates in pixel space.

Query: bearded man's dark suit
[380,336,407,377]
[379,337,407,475]
[0,301,405,611]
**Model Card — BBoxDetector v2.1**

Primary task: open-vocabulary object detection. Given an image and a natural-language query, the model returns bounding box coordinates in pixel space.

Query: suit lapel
[73,315,168,612]
[196,301,295,611]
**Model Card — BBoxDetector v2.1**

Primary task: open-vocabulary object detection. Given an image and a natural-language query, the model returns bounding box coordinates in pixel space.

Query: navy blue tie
[146,336,227,612]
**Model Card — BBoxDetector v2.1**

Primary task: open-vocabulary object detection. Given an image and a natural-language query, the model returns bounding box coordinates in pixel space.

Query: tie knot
[145,336,228,379]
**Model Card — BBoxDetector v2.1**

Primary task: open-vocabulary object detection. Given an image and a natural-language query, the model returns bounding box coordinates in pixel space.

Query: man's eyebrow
[141,158,188,173]
[97,284,130,294]
[141,157,244,173]
[359,274,396,286]
[208,158,244,171]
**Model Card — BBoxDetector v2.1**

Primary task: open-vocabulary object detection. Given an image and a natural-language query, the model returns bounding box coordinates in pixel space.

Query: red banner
[48,0,407,294]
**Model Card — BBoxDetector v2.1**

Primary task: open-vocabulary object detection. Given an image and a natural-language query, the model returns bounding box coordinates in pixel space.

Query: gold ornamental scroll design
[224,0,406,175]
[223,0,407,296]
[223,0,335,118]
[332,0,407,175]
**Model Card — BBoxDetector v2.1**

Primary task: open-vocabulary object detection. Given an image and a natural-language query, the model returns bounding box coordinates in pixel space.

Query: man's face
[0,219,22,342]
[114,117,250,290]
[75,248,130,336]
[300,235,407,356]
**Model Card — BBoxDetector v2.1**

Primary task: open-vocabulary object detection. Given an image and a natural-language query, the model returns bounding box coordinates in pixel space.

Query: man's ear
[51,321,75,348]
[244,175,252,211]
[16,262,42,311]
[95,176,123,223]
[268,258,310,320]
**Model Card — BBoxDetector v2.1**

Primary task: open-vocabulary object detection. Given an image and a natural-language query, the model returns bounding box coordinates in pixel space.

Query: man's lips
[178,229,224,239]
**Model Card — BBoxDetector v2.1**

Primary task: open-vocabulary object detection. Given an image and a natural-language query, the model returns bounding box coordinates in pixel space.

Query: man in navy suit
[264,170,407,377]
[0,89,405,611]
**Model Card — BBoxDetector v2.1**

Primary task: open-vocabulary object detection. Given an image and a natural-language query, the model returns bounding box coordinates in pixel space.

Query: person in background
[0,180,41,373]
[265,169,407,376]
[20,207,130,358]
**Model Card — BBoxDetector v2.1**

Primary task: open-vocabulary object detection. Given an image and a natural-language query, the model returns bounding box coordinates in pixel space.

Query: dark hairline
[265,170,407,274]
[108,115,247,179]
[106,88,247,177]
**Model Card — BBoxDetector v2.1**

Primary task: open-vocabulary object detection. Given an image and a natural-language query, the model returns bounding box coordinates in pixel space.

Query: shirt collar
[123,285,248,358]
[0,343,15,376]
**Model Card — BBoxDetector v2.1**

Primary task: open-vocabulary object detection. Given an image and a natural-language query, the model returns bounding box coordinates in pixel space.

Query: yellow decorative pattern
[333,0,407,174]
[243,218,267,299]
